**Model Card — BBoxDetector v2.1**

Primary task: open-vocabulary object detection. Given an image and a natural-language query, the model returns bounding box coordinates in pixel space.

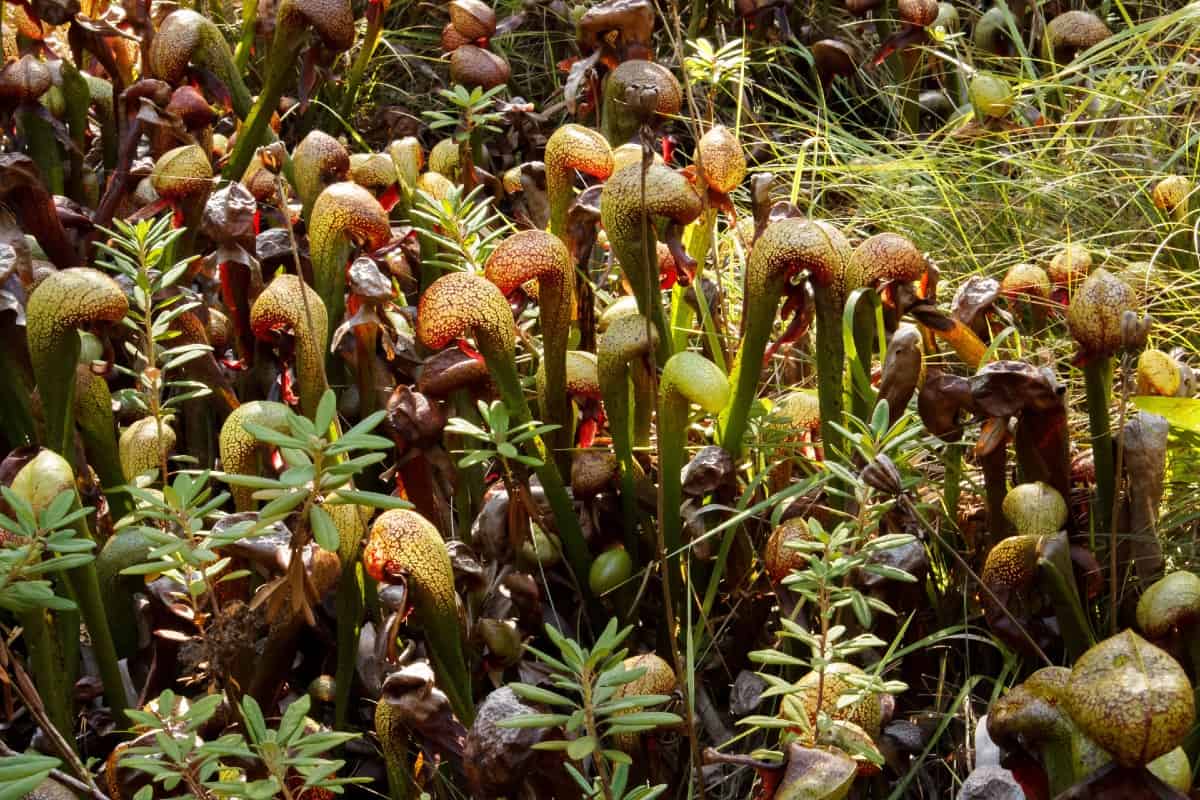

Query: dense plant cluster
[1,0,1199,797]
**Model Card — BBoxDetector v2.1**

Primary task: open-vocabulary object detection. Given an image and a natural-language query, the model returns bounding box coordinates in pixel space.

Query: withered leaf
[878,324,924,425]
[577,0,654,61]
[386,385,447,449]
[951,276,1004,336]
[563,50,600,116]
[203,182,258,249]
[380,660,468,755]
[969,361,1063,418]
[681,445,734,497]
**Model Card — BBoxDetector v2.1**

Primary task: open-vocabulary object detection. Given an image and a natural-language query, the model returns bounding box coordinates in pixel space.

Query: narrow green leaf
[310,505,340,552]
[566,735,596,760]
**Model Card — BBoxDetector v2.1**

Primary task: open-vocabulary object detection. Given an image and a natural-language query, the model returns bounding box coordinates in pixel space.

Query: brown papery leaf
[878,323,924,426]
[202,182,257,249]
[381,661,467,755]
[577,0,654,63]
[969,361,1062,418]
[917,369,972,441]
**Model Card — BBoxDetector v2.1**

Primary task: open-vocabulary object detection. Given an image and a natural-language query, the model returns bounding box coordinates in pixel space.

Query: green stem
[0,340,35,450]
[599,316,656,559]
[657,353,727,629]
[1083,357,1115,536]
[61,544,128,723]
[812,283,846,466]
[19,609,73,745]
[61,62,90,205]
[53,601,80,714]
[334,558,363,729]
[19,111,64,196]
[687,0,707,38]
[613,229,674,365]
[95,96,118,173]
[632,361,654,447]
[96,530,153,658]
[692,282,727,372]
[162,200,205,285]
[1041,738,1080,798]
[846,291,878,424]
[39,332,83,459]
[222,35,297,181]
[450,390,484,537]
[718,308,772,460]
[233,0,260,72]
[425,623,473,727]
[981,445,1009,548]
[605,375,641,556]
[536,288,572,476]
[658,394,689,609]
[312,236,358,376]
[1038,553,1094,662]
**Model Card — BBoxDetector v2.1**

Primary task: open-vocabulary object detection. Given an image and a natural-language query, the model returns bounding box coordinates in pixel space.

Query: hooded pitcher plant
[250,274,329,420]
[364,508,474,724]
[416,272,593,591]
[222,0,356,180]
[151,144,214,267]
[309,181,392,353]
[990,660,1193,796]
[2,56,62,197]
[658,351,730,606]
[987,667,1109,797]
[1067,269,1138,535]
[484,230,574,470]
[11,450,128,723]
[600,60,682,145]
[388,136,424,217]
[73,365,134,522]
[669,125,747,355]
[219,401,292,511]
[842,232,928,420]
[598,312,657,554]
[600,159,702,362]
[119,416,177,482]
[27,268,129,460]
[982,508,1094,661]
[149,9,254,119]
[349,152,399,203]
[545,124,614,242]
[846,232,986,369]
[718,217,852,462]
[293,130,351,223]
